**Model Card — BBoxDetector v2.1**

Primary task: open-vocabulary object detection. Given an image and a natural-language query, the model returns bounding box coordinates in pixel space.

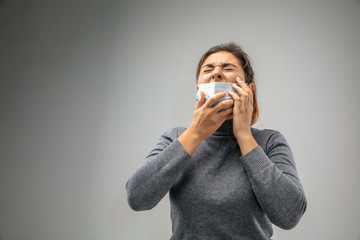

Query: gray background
[1,0,360,239]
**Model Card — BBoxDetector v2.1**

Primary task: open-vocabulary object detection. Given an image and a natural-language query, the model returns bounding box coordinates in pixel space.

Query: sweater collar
[213,120,235,136]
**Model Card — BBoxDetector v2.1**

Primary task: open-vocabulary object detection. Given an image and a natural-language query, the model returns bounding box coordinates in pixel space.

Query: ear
[249,83,255,92]
[196,85,199,91]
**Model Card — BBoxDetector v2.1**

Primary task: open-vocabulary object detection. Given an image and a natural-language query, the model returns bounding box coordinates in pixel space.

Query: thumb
[195,91,206,110]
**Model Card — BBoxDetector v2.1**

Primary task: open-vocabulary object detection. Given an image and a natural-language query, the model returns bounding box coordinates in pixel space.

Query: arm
[240,131,307,229]
[126,129,191,211]
[229,78,306,229]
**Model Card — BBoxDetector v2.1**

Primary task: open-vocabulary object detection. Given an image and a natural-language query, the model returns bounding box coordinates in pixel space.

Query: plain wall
[1,0,360,239]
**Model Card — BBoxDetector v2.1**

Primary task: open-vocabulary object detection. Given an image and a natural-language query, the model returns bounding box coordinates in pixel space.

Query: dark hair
[196,42,259,125]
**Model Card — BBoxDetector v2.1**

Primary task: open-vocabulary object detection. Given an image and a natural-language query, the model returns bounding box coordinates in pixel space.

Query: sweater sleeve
[240,130,307,230]
[126,128,191,211]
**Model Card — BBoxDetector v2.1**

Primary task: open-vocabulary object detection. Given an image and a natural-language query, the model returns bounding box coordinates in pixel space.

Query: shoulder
[148,127,187,155]
[159,126,187,140]
[251,127,284,139]
[251,128,290,152]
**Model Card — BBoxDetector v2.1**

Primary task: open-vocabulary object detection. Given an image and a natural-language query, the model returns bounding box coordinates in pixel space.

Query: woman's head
[196,42,259,125]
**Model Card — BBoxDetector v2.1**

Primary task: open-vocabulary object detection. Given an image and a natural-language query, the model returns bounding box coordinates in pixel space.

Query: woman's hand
[228,77,253,137]
[189,90,234,140]
[178,91,233,155]
[228,77,258,155]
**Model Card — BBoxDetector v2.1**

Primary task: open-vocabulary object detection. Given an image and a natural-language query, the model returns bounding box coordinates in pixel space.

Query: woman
[126,43,307,240]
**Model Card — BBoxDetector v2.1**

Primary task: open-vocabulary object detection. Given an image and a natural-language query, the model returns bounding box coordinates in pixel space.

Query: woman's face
[197,51,246,84]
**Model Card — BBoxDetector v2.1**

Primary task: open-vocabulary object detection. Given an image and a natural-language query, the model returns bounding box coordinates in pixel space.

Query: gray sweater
[126,120,307,240]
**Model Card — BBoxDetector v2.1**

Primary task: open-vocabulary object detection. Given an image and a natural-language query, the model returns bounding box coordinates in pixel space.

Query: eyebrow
[202,63,237,68]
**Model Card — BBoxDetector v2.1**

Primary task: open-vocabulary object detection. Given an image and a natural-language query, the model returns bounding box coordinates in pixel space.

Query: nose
[210,68,225,82]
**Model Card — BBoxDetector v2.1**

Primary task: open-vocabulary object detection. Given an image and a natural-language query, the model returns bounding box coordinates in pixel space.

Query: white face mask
[196,82,240,106]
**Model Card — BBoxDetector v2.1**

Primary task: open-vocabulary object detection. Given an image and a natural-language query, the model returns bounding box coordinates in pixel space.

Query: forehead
[202,51,241,66]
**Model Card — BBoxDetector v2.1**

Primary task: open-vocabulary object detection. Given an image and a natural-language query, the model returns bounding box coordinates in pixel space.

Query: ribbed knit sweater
[126,120,307,240]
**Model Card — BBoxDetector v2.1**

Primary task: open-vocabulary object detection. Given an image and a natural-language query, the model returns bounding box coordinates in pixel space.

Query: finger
[232,84,253,104]
[232,83,248,97]
[219,109,233,122]
[213,99,234,112]
[195,91,206,110]
[236,77,251,93]
[228,89,241,102]
[204,91,226,108]
[218,105,233,117]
